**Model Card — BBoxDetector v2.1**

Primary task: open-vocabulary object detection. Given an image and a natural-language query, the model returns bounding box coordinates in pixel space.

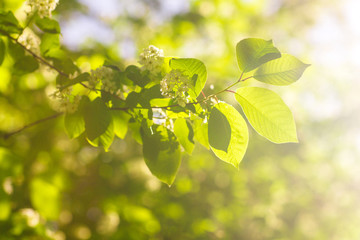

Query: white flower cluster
[138,45,164,74]
[27,0,59,18]
[89,66,117,91]
[51,87,81,113]
[18,29,41,55]
[160,69,190,107]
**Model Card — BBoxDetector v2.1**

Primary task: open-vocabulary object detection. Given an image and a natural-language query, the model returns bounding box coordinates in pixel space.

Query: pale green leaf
[40,33,60,56]
[193,119,209,149]
[170,58,207,99]
[141,125,181,186]
[236,38,281,73]
[235,87,298,143]
[112,111,130,139]
[210,102,249,168]
[174,118,195,154]
[254,54,310,85]
[64,111,85,139]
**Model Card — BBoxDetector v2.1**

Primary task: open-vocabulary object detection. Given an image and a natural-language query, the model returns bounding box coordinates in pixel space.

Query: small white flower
[27,0,59,18]
[18,29,41,55]
[89,66,116,93]
[51,87,81,113]
[138,45,164,74]
[160,69,190,107]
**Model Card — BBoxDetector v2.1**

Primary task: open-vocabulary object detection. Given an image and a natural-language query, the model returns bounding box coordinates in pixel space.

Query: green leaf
[193,119,209,149]
[142,84,163,100]
[0,10,22,35]
[126,92,140,108]
[40,33,60,56]
[13,56,39,74]
[236,38,281,73]
[174,118,195,154]
[208,107,231,152]
[112,111,130,139]
[0,38,5,66]
[60,72,90,90]
[8,40,24,60]
[64,110,85,139]
[254,54,310,85]
[126,65,149,87]
[35,16,61,33]
[141,124,181,186]
[86,121,114,151]
[235,87,298,143]
[170,58,207,99]
[45,48,67,60]
[210,103,249,168]
[83,97,114,150]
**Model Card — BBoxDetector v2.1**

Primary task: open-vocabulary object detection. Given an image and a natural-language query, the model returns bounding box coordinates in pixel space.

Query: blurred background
[1,0,360,239]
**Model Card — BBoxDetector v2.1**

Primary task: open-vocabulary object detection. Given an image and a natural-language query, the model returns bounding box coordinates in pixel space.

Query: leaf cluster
[0,9,309,186]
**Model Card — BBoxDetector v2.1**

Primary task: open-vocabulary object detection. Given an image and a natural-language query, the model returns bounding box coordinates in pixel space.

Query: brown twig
[3,112,63,139]
[8,35,69,77]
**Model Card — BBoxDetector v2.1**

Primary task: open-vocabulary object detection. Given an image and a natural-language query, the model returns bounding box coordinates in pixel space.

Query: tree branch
[8,35,69,77]
[3,112,63,139]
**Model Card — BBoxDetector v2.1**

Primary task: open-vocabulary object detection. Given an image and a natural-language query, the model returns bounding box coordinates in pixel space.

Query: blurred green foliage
[1,0,360,240]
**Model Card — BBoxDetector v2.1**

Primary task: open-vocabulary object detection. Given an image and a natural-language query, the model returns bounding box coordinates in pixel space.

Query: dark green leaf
[126,65,150,87]
[83,97,112,141]
[141,124,181,186]
[0,10,22,35]
[7,40,24,60]
[208,107,231,152]
[210,103,249,168]
[126,92,140,108]
[86,121,114,151]
[35,16,61,33]
[142,84,163,100]
[13,56,39,74]
[236,38,281,73]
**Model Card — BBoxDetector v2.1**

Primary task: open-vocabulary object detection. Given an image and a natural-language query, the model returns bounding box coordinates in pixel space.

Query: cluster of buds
[26,0,59,18]
[138,45,164,74]
[51,87,81,113]
[160,69,190,107]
